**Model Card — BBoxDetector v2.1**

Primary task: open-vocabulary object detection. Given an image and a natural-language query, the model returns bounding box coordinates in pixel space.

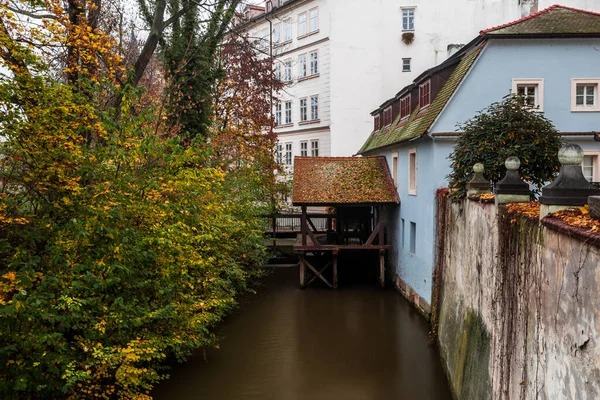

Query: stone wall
[437,199,600,399]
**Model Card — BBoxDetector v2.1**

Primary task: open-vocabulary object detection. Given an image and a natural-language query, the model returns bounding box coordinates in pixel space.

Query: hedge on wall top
[447,94,563,199]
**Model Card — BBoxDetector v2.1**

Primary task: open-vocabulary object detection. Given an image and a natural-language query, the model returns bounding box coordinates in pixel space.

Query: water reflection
[153,267,452,400]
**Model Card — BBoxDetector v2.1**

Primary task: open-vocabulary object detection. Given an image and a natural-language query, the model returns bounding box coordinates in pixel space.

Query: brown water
[152,267,453,400]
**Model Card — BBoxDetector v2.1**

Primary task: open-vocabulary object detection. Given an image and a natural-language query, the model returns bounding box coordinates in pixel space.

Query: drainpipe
[265,2,274,136]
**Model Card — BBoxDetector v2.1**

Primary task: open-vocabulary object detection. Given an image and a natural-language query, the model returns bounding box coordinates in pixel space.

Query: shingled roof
[481,5,600,36]
[292,157,399,206]
[358,44,483,154]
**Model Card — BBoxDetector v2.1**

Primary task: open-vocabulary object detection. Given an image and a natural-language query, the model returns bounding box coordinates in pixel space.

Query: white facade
[245,0,600,160]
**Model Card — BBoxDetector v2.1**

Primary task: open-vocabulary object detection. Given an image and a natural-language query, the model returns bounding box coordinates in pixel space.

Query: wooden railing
[264,213,333,234]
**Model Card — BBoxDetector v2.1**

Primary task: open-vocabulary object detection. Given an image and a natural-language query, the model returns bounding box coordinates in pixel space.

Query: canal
[153,266,453,399]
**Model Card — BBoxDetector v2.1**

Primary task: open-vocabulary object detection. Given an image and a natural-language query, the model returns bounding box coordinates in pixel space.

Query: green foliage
[0,73,268,399]
[448,95,563,199]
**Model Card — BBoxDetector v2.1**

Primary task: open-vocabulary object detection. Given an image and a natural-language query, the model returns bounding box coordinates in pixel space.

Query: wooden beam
[304,258,333,288]
[301,206,307,246]
[306,261,332,287]
[307,216,318,233]
[305,220,319,247]
[379,249,385,288]
[333,250,338,289]
[299,253,306,289]
[365,222,381,246]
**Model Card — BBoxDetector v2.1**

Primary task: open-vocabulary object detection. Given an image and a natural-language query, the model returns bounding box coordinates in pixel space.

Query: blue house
[357,4,600,313]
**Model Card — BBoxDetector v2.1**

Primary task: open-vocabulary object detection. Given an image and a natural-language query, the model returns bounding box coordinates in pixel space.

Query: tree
[448,95,563,199]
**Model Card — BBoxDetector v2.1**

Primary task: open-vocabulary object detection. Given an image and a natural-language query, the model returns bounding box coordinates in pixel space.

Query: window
[273,24,281,43]
[259,28,269,50]
[284,59,292,81]
[275,104,282,126]
[277,143,283,164]
[310,95,319,120]
[283,19,292,41]
[401,218,405,248]
[402,8,415,31]
[300,141,308,156]
[284,101,292,124]
[275,63,281,80]
[299,54,307,78]
[571,79,600,112]
[310,51,318,75]
[298,12,307,36]
[374,115,380,131]
[402,58,411,72]
[311,139,319,156]
[285,142,292,166]
[309,8,318,32]
[400,95,411,119]
[582,152,600,182]
[512,78,544,111]
[383,106,392,126]
[300,98,308,121]
[409,222,416,254]
[392,153,398,188]
[408,147,417,195]
[419,80,430,108]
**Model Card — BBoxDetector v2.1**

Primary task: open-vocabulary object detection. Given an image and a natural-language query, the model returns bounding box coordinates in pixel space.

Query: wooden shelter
[292,156,400,289]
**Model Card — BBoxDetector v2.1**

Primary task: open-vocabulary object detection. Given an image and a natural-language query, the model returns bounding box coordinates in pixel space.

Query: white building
[240,0,600,163]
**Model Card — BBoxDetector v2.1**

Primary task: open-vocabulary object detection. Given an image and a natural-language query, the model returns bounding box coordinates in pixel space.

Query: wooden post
[301,206,307,246]
[333,250,339,289]
[379,249,385,288]
[299,253,306,289]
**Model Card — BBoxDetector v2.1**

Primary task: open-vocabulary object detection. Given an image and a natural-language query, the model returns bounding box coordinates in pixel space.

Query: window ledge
[402,29,415,33]
[276,123,294,129]
[298,73,320,82]
[298,119,321,126]
[275,39,292,48]
[408,191,417,196]
[571,107,600,112]
[298,29,319,40]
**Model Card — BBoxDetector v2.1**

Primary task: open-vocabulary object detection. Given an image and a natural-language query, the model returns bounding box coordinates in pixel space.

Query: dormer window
[400,95,411,119]
[374,115,380,131]
[419,80,430,108]
[384,106,393,126]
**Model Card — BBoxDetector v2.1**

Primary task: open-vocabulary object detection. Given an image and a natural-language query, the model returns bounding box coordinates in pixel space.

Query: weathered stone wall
[437,199,600,399]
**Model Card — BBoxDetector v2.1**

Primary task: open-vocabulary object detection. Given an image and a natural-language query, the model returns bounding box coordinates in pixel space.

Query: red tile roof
[481,4,600,36]
[292,157,400,206]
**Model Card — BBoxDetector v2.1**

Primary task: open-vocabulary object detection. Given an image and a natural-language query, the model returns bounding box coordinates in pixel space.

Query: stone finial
[494,156,530,204]
[467,163,491,196]
[540,143,600,208]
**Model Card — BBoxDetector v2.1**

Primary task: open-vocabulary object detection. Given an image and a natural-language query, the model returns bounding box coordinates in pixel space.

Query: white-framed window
[284,59,292,81]
[275,63,281,81]
[277,143,283,164]
[374,115,380,131]
[408,147,417,195]
[310,51,318,75]
[402,58,411,72]
[285,142,293,166]
[283,19,292,41]
[383,105,392,126]
[571,79,600,112]
[310,95,319,120]
[402,8,415,31]
[275,103,282,126]
[309,7,319,32]
[392,152,399,188]
[259,27,269,50]
[419,80,431,108]
[300,141,308,156]
[300,98,308,121]
[512,78,544,111]
[400,95,411,119]
[298,12,307,36]
[582,151,600,182]
[311,139,319,156]
[273,23,281,43]
[298,54,307,78]
[284,101,292,124]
